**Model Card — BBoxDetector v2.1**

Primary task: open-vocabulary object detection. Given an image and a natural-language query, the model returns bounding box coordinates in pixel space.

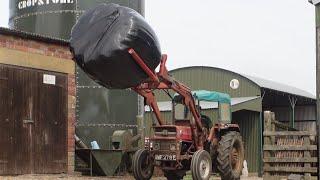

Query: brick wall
[0,34,72,59]
[67,74,76,173]
[0,33,76,173]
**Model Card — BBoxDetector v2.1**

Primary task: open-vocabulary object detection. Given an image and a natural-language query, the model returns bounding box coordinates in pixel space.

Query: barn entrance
[0,64,67,175]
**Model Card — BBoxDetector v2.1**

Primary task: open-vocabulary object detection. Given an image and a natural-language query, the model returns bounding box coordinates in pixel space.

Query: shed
[144,66,316,175]
[0,27,76,174]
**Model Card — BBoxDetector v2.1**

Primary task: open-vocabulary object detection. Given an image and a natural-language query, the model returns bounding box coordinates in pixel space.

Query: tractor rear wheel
[132,149,154,180]
[191,150,212,180]
[217,131,244,180]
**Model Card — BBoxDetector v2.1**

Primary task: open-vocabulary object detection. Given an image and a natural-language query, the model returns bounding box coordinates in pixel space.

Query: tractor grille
[153,140,176,151]
[153,127,177,151]
[154,127,176,137]
[160,141,174,150]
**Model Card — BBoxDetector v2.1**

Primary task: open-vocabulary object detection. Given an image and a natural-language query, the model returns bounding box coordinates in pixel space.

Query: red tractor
[128,49,244,180]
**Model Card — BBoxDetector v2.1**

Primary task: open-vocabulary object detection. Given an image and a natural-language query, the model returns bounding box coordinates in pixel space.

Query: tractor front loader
[128,49,244,180]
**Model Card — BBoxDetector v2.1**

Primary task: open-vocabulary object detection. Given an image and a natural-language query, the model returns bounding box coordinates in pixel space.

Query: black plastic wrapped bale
[70,3,161,89]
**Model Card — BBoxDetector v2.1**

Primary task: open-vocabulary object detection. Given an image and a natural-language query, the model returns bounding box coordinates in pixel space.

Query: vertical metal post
[90,151,92,176]
[317,5,320,179]
[309,0,320,178]
[292,106,295,128]
[258,111,263,177]
[315,3,320,178]
[259,92,265,177]
[288,96,297,129]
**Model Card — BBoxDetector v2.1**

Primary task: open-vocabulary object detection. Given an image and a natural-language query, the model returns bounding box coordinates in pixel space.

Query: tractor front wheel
[217,131,244,180]
[191,150,212,180]
[132,149,154,180]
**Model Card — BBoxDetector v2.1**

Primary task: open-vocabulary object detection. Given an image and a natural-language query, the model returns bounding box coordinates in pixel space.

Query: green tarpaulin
[174,90,231,104]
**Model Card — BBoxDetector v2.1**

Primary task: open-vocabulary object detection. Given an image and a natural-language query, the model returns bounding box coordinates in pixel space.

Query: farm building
[2,0,144,175]
[144,66,316,175]
[0,27,75,174]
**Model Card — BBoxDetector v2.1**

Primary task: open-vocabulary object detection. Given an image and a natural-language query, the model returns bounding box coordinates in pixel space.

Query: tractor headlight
[170,144,176,151]
[153,143,160,150]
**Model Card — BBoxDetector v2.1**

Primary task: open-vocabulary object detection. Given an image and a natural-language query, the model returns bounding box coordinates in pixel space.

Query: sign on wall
[18,0,74,10]
[43,74,56,85]
[230,79,240,90]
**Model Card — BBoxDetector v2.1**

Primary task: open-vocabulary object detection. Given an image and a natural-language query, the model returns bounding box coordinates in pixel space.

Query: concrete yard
[1,174,263,180]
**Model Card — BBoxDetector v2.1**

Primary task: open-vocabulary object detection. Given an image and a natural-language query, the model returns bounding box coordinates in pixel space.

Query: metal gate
[0,64,67,175]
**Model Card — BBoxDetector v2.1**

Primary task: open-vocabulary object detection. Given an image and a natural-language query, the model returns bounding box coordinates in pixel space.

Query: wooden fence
[263,111,317,180]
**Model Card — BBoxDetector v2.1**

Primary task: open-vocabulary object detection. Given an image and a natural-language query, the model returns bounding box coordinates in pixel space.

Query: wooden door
[0,64,67,174]
[12,67,37,174]
[34,71,67,173]
[0,66,14,175]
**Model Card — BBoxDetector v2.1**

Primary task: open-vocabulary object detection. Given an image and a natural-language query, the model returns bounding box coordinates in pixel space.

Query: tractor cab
[173,90,232,125]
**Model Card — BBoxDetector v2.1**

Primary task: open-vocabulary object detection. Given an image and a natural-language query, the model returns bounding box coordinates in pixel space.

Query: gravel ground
[1,174,263,180]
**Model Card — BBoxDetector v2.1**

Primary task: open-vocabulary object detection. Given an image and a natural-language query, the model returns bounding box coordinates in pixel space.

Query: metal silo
[9,0,144,39]
[9,0,145,149]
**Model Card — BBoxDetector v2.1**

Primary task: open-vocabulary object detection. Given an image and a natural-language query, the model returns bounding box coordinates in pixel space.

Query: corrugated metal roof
[243,75,315,99]
[0,27,69,45]
[145,96,260,112]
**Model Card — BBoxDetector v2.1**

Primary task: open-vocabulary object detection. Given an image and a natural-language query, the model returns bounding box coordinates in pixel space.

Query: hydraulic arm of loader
[128,48,205,149]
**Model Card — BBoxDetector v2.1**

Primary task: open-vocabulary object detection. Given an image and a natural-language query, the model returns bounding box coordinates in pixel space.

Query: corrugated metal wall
[270,107,291,122]
[232,110,261,173]
[74,0,144,149]
[270,105,316,132]
[294,106,316,132]
[295,105,316,121]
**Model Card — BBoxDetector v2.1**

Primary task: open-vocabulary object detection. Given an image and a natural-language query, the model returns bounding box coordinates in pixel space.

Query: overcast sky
[0,1,316,95]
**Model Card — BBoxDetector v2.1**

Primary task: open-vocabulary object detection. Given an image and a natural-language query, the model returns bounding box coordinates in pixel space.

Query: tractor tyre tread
[132,149,154,180]
[217,131,244,180]
[191,150,212,180]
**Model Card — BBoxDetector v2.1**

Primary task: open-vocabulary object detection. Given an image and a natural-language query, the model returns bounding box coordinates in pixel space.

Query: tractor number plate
[155,154,176,161]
